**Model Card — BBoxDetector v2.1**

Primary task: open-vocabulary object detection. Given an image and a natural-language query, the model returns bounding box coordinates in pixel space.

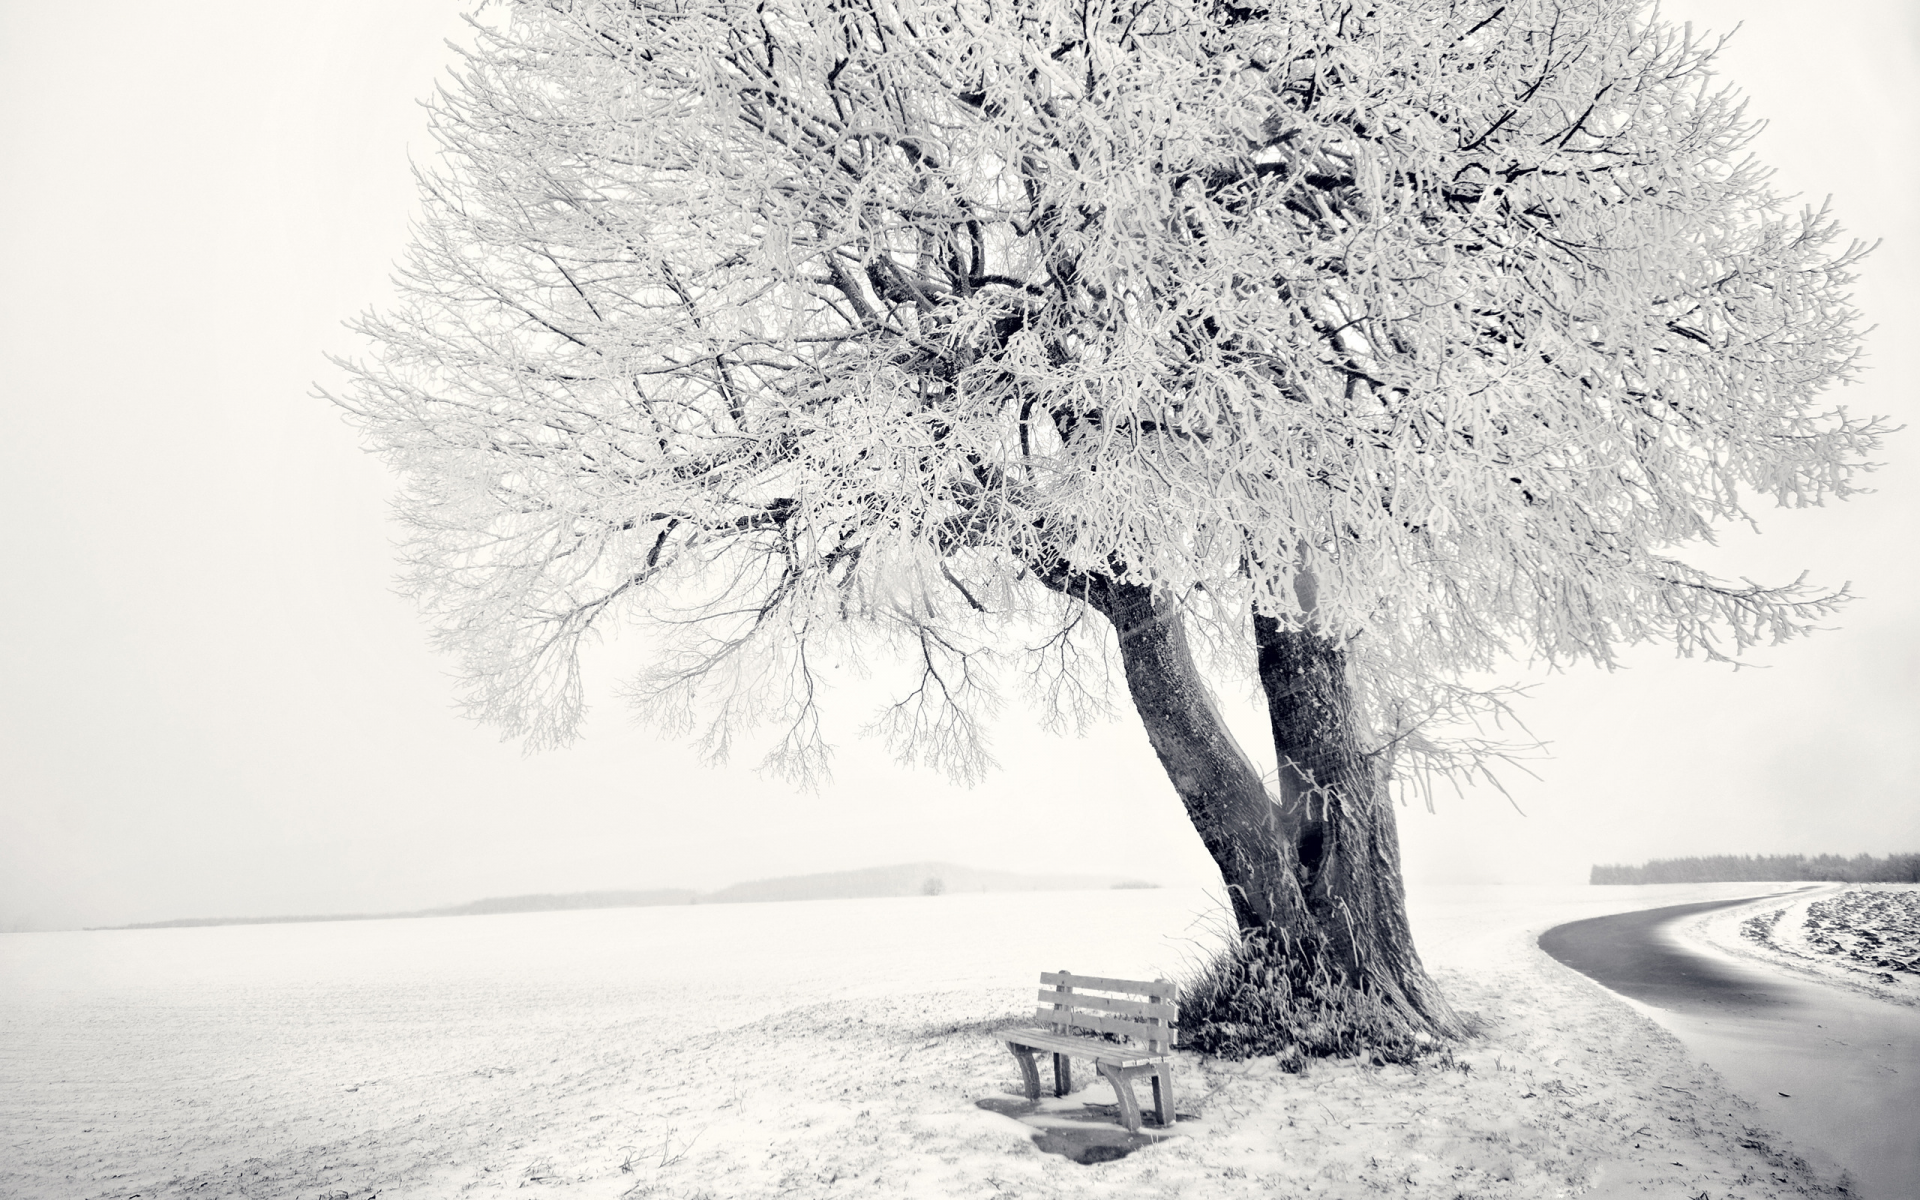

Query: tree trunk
[1251,611,1465,1037]
[1063,573,1464,1039]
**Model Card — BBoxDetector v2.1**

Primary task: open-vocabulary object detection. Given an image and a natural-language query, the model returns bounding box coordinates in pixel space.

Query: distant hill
[1591,852,1920,885]
[108,887,700,930]
[94,864,1150,930]
[699,862,1137,903]
[429,889,698,915]
[112,912,394,930]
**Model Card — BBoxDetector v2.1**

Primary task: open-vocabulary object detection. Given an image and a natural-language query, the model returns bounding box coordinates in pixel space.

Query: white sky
[1,1,1914,932]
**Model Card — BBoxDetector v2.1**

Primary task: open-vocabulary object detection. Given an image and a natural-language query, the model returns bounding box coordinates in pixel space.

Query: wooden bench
[1001,970,1176,1134]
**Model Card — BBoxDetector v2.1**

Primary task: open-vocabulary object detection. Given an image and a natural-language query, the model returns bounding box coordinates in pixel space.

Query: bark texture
[1044,569,1463,1039]
[1251,612,1465,1036]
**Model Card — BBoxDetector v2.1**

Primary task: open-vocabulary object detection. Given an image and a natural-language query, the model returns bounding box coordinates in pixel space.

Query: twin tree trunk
[1056,573,1466,1040]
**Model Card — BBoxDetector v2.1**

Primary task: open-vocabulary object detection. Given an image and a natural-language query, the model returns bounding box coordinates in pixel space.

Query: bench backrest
[1036,970,1178,1053]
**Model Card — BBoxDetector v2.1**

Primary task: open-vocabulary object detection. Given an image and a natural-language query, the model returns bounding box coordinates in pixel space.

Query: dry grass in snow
[0,883,1852,1199]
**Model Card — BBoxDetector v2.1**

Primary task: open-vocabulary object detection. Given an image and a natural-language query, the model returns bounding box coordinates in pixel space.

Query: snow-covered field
[0,882,1854,1199]
[1688,884,1920,1007]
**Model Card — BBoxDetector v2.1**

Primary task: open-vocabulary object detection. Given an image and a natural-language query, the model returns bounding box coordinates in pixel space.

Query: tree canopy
[338,0,1876,789]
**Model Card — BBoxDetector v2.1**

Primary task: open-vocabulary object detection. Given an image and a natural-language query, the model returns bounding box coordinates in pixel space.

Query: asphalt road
[1540,893,1920,1198]
[1536,895,1793,1014]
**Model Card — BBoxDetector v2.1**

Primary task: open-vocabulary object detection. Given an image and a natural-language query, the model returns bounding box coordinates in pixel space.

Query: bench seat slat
[1040,971,1174,997]
[1003,1027,1168,1068]
[1036,988,1175,1022]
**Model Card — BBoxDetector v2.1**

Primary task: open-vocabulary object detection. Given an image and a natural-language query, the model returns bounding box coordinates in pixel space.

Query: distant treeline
[1592,853,1920,885]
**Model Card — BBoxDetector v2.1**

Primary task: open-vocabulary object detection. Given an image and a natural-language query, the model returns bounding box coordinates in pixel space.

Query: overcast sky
[1,0,1914,932]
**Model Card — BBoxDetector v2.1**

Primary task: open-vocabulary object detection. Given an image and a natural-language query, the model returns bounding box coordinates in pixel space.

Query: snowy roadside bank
[0,883,1847,1199]
[1683,884,1920,1009]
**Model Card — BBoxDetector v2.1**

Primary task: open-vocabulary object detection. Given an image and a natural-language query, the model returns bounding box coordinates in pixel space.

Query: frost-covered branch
[331,0,1880,786]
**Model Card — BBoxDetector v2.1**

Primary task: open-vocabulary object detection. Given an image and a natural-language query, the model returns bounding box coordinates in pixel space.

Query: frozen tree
[334,0,1879,1045]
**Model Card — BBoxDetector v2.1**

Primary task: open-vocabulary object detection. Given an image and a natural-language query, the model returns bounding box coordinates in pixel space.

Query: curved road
[1540,895,1920,1199]
[1538,895,1794,1013]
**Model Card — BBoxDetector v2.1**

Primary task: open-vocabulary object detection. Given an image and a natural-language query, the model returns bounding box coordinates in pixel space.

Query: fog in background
[2,0,1915,932]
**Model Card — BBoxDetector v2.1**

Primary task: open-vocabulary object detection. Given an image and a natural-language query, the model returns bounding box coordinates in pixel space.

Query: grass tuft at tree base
[1179,932,1452,1070]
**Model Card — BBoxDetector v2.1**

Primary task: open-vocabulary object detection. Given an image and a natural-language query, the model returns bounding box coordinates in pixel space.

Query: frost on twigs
[329,0,1881,790]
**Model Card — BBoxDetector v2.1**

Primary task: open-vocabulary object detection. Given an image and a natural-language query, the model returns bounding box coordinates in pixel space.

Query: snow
[1686,883,1920,1008]
[0,882,1861,1199]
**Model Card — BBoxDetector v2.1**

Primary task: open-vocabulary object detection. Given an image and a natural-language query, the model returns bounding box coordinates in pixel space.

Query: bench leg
[1052,1052,1071,1097]
[1006,1043,1042,1101]
[1095,1062,1143,1134]
[1151,1064,1173,1127]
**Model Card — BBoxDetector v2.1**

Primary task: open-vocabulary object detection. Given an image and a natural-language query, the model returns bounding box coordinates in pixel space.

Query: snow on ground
[0,882,1852,1199]
[1687,884,1920,1009]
